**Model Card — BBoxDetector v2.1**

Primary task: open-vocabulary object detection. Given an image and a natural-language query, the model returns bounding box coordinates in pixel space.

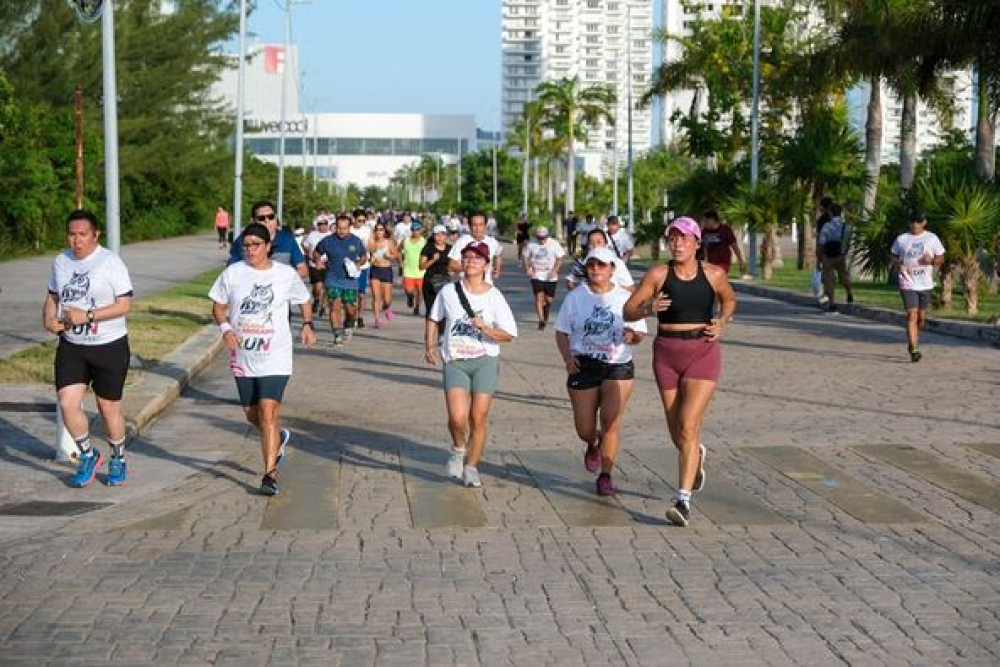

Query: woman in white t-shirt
[555,245,647,497]
[44,210,135,488]
[425,241,518,489]
[209,222,316,496]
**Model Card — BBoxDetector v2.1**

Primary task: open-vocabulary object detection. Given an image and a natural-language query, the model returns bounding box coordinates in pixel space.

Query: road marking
[259,446,340,530]
[400,448,488,529]
[628,448,788,525]
[747,446,926,523]
[857,445,1000,514]
[517,450,633,527]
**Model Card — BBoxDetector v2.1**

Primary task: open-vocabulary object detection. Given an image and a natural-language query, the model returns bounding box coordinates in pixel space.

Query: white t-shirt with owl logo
[555,283,647,364]
[209,261,311,377]
[428,282,518,363]
[48,246,133,346]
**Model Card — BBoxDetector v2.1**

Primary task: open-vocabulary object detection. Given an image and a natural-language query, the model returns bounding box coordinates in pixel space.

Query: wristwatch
[86,309,95,323]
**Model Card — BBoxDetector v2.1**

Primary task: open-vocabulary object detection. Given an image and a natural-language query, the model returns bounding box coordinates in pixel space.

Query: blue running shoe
[276,428,290,469]
[71,449,102,487]
[106,457,128,486]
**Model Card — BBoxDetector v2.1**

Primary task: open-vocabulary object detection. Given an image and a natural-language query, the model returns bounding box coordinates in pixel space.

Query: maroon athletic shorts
[652,335,721,390]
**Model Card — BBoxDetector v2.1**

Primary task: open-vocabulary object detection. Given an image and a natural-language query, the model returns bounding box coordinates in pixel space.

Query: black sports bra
[657,261,715,325]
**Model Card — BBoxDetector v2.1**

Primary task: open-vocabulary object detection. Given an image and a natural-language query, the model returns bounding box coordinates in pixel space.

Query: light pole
[612,50,619,216]
[748,0,762,278]
[626,6,635,235]
[276,1,292,221]
[101,1,121,252]
[456,138,463,204]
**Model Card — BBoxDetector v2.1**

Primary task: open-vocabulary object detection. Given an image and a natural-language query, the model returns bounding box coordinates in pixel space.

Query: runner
[313,214,369,346]
[567,228,634,292]
[44,210,135,487]
[448,213,503,283]
[301,215,331,318]
[606,215,635,263]
[419,224,453,315]
[555,245,647,496]
[215,205,230,249]
[350,210,373,328]
[209,222,316,496]
[522,226,566,329]
[890,210,945,362]
[401,221,428,315]
[425,242,518,488]
[228,200,307,279]
[367,222,397,327]
[623,216,737,527]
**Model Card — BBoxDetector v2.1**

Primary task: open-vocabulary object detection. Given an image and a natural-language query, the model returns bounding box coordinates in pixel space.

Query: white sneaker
[446,448,466,479]
[463,465,482,488]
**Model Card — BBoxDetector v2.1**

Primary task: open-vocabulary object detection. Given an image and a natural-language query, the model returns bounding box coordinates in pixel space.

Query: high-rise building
[501,0,654,177]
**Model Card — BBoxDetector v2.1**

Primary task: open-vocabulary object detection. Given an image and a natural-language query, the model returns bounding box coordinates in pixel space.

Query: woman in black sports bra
[623,216,736,527]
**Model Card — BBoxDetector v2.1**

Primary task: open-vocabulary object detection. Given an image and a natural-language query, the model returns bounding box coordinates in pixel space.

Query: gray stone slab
[857,444,1000,513]
[628,447,788,525]
[400,448,487,529]
[122,507,191,531]
[965,442,1000,460]
[746,446,927,523]
[259,447,340,530]
[517,450,633,527]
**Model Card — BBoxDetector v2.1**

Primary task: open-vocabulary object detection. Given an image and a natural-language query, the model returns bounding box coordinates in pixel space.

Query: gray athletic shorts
[443,356,500,395]
[900,289,932,311]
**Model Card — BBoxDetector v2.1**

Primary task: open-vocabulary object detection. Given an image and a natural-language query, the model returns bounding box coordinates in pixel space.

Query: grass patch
[0,267,221,384]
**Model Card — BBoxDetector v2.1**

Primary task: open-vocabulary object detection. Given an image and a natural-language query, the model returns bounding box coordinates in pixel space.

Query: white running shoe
[463,465,482,488]
[446,448,466,479]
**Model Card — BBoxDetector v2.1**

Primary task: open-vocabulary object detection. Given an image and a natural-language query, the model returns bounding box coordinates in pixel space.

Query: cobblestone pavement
[0,233,226,359]
[1,268,998,666]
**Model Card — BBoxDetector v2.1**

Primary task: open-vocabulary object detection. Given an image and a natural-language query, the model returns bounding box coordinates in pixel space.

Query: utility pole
[233,0,248,237]
[748,0,762,277]
[626,6,635,235]
[276,1,291,222]
[522,95,531,216]
[492,144,499,212]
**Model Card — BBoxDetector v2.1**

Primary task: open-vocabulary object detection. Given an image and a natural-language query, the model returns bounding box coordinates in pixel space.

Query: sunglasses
[255,213,277,221]
[585,260,611,268]
[242,241,266,249]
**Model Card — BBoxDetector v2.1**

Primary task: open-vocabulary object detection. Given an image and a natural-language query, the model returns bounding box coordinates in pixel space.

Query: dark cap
[461,241,491,262]
[910,209,927,222]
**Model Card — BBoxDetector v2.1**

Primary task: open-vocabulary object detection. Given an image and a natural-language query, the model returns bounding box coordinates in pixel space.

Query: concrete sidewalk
[0,256,998,665]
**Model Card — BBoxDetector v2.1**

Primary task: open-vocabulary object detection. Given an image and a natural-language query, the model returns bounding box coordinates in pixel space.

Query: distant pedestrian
[515,216,530,262]
[209,222,316,496]
[215,205,230,248]
[575,214,598,257]
[623,217,737,527]
[891,210,945,362]
[556,245,647,497]
[301,215,331,318]
[420,224,452,316]
[564,212,579,256]
[816,203,855,313]
[606,215,635,264]
[425,242,518,488]
[567,229,634,292]
[314,214,369,346]
[522,226,565,329]
[448,213,503,284]
[401,221,428,315]
[699,209,745,275]
[350,211,373,328]
[44,210,135,488]
[367,222,397,327]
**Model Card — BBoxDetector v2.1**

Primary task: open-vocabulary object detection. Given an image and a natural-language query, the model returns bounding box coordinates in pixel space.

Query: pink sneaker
[584,442,600,473]
[596,473,616,496]
[384,308,394,322]
[372,316,381,328]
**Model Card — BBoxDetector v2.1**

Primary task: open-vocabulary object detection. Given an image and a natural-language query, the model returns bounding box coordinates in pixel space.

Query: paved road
[0,266,998,665]
[0,234,227,359]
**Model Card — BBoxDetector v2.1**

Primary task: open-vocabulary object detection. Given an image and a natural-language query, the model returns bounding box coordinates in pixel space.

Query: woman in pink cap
[623,216,736,527]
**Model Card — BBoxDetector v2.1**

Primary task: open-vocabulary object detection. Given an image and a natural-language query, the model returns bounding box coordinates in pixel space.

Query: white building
[501,0,655,177]
[211,44,481,188]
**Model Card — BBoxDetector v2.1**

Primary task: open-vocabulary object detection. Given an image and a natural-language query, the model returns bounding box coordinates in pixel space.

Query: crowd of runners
[43,202,945,527]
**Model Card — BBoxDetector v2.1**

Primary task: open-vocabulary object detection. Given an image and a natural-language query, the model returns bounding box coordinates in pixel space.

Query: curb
[733,281,1000,346]
[122,324,224,435]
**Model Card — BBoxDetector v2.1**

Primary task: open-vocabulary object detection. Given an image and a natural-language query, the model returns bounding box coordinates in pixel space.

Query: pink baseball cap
[666,216,702,240]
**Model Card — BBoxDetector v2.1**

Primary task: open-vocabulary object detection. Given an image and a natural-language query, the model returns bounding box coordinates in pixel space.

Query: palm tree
[721,179,800,280]
[534,76,616,220]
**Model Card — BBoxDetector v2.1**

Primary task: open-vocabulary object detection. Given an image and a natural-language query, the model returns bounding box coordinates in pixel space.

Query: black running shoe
[356,317,365,329]
[666,500,690,527]
[406,293,414,308]
[260,473,279,496]
[910,349,922,363]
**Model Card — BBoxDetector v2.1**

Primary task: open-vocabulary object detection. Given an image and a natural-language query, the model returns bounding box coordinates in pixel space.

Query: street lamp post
[101,1,121,253]
[276,0,292,221]
[626,7,635,235]
[748,0,762,278]
[492,143,498,212]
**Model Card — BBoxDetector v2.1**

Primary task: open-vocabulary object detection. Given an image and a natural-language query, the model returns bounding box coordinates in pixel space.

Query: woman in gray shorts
[424,241,518,488]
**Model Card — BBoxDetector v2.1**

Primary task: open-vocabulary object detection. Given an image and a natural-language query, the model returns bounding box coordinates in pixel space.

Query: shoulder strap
[454,281,477,319]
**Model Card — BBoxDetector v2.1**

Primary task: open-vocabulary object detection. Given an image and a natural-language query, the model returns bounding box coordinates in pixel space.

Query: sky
[245,0,502,128]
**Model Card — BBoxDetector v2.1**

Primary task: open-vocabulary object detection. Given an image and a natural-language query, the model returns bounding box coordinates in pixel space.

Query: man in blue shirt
[228,200,307,279]
[314,213,369,346]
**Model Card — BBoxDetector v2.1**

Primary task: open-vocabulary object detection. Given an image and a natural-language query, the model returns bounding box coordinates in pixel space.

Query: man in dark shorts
[699,209,745,275]
[314,214,369,346]
[521,226,565,329]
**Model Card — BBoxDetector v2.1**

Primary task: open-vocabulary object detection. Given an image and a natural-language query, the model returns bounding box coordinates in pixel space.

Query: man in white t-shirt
[350,211,374,327]
[448,213,503,283]
[606,215,634,263]
[522,226,566,329]
[301,217,331,317]
[393,213,413,246]
[890,210,946,362]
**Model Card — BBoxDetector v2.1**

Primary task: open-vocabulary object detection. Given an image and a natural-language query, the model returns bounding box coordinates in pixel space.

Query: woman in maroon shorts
[623,217,736,527]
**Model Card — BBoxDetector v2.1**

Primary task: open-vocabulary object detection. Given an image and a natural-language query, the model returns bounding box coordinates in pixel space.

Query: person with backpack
[424,242,518,489]
[816,202,855,313]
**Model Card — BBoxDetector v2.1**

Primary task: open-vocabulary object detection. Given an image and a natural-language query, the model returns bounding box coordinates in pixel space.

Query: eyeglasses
[242,241,266,249]
[255,213,277,222]
[585,260,611,268]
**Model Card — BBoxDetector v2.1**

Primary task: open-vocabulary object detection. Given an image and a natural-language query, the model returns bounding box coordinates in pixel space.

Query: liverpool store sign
[245,118,309,134]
